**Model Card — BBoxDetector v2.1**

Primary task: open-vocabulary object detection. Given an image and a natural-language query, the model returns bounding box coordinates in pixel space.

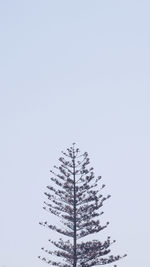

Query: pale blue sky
[0,1,150,267]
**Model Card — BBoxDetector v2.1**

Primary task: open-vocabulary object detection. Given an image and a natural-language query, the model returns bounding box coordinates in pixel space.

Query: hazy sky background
[0,1,150,267]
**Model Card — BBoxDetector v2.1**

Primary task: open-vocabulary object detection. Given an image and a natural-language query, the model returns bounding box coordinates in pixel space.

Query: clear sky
[0,1,150,267]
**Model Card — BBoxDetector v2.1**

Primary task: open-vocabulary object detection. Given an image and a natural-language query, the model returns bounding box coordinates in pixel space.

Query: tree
[39,143,126,267]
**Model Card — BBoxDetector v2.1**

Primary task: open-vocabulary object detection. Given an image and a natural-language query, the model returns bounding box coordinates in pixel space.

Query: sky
[0,0,150,267]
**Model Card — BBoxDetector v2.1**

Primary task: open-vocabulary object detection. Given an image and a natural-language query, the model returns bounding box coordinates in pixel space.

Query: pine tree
[39,144,126,267]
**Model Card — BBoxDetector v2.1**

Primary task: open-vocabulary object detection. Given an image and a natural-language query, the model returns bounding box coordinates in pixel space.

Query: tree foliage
[39,144,126,267]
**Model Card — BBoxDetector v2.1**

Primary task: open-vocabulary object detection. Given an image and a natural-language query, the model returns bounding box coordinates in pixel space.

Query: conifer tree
[39,144,126,267]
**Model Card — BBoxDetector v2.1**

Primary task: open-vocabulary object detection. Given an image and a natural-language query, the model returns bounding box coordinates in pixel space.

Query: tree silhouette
[39,144,126,267]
